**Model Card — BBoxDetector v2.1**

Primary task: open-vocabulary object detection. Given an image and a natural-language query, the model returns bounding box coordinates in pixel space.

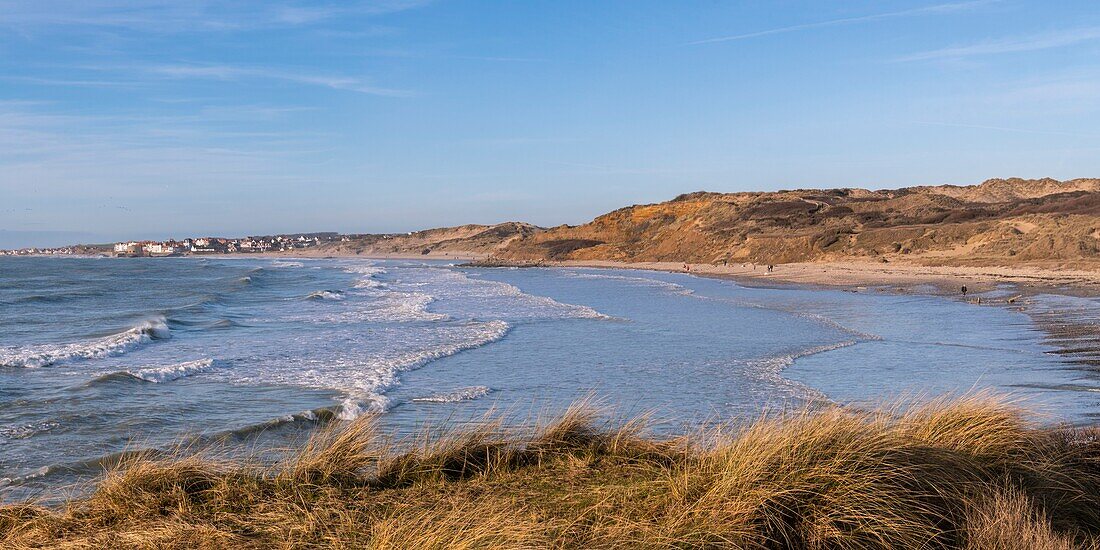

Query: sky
[2,0,1099,248]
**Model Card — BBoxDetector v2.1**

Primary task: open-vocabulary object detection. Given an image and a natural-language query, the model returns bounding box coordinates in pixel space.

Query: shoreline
[544,259,1100,370]
[9,251,1098,367]
[549,259,1100,297]
[11,251,1098,295]
[467,257,1100,371]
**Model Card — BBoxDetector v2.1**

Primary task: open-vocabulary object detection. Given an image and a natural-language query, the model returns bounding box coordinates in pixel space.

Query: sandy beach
[553,259,1100,296]
[255,247,1100,296]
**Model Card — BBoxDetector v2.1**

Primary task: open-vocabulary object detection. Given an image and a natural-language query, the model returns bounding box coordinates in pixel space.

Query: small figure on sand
[766,264,774,274]
[683,263,691,272]
[960,285,968,296]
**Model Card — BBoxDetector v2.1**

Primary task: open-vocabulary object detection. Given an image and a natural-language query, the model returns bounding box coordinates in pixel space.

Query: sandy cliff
[309,222,542,257]
[493,178,1100,268]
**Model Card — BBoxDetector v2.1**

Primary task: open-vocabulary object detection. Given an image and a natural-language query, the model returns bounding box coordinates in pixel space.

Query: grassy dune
[3,396,1100,549]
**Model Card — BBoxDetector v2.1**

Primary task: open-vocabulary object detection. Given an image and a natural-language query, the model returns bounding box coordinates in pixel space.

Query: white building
[114,242,139,254]
[144,243,174,255]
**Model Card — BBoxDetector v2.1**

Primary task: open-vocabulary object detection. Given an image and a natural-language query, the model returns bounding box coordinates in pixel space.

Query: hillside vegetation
[313,222,542,257]
[495,178,1100,267]
[4,396,1100,549]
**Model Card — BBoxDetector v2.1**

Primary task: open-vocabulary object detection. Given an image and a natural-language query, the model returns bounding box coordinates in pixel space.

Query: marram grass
[3,395,1099,549]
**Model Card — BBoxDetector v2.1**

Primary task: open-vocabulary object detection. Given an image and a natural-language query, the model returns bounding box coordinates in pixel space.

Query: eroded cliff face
[314,222,544,256]
[495,179,1100,267]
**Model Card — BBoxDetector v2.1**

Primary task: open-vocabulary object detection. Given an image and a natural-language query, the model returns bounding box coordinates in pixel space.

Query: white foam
[749,341,857,374]
[0,317,170,368]
[365,291,447,322]
[0,420,59,440]
[744,341,857,402]
[307,290,345,301]
[425,269,611,320]
[344,264,386,276]
[128,358,215,383]
[0,466,50,488]
[293,290,448,324]
[354,277,385,289]
[344,264,388,290]
[413,386,491,403]
[490,280,609,319]
[271,260,304,268]
[332,320,510,419]
[347,262,391,288]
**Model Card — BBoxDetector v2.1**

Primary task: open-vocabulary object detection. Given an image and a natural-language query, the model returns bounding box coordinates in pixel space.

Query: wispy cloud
[0,100,324,201]
[147,64,416,97]
[897,26,1100,61]
[689,0,996,45]
[1,75,147,88]
[0,0,432,33]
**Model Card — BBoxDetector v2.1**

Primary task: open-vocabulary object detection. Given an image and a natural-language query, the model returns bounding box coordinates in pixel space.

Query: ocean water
[1,256,1096,499]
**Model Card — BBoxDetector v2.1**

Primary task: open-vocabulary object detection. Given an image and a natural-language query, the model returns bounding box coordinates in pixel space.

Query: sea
[1,256,1098,500]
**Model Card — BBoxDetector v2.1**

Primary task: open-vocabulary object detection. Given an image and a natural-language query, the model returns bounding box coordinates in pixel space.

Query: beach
[2,254,1098,548]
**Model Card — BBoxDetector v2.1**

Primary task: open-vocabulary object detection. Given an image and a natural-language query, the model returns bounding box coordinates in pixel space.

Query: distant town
[0,232,353,257]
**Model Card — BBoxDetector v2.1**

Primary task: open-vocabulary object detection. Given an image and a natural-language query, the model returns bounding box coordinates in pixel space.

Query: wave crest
[412,386,491,403]
[346,264,387,289]
[337,320,510,419]
[0,317,170,368]
[0,420,60,440]
[128,358,216,383]
[307,290,345,301]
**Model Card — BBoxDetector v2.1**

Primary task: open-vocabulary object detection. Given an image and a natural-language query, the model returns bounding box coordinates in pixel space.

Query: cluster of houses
[0,232,361,257]
[1,246,79,256]
[112,233,345,257]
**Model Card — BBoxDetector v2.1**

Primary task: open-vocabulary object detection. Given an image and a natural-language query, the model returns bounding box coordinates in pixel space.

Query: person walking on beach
[961,285,968,296]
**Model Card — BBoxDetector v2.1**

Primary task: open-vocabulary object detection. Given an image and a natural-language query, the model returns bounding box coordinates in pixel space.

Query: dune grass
[3,395,1099,549]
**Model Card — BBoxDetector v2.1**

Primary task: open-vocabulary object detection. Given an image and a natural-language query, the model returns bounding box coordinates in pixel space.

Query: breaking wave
[215,407,341,440]
[0,420,59,440]
[744,341,857,402]
[127,358,216,383]
[298,291,448,323]
[345,264,387,289]
[354,278,385,289]
[306,290,345,301]
[364,292,447,322]
[83,359,217,386]
[412,386,491,403]
[0,317,170,368]
[335,320,510,419]
[0,466,50,490]
[435,269,611,320]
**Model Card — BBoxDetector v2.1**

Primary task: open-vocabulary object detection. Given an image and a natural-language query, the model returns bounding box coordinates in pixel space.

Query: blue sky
[2,0,1099,247]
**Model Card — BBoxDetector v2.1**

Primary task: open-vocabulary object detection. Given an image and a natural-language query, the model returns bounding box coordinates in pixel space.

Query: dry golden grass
[963,489,1081,550]
[3,395,1099,549]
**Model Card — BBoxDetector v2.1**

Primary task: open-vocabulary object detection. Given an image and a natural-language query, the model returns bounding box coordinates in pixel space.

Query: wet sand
[550,259,1100,370]
[554,260,1100,296]
[253,251,1100,370]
